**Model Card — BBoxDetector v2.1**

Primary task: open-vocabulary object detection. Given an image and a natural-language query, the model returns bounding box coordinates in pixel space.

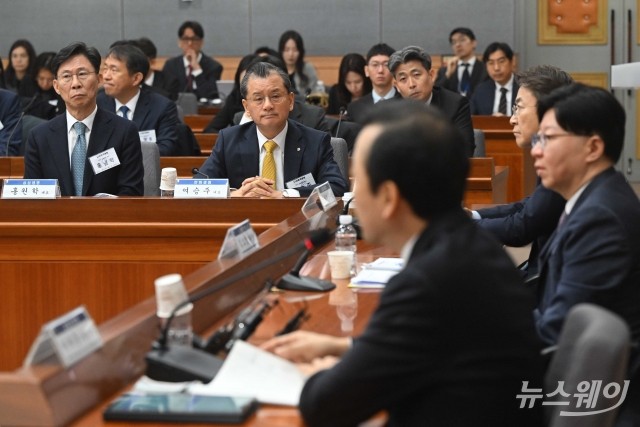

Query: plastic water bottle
[335,215,357,275]
[162,307,193,347]
[154,274,193,347]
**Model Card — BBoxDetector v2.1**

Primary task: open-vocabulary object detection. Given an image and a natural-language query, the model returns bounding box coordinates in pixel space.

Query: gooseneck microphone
[334,106,346,139]
[5,93,38,157]
[276,231,337,292]
[192,167,209,178]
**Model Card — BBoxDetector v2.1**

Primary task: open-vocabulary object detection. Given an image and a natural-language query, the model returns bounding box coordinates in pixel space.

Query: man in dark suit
[134,37,179,100]
[24,42,143,196]
[262,101,543,427]
[389,45,475,156]
[0,88,22,156]
[198,62,347,198]
[97,43,179,156]
[471,65,572,279]
[162,21,222,100]
[346,43,401,123]
[436,27,488,98]
[470,42,519,116]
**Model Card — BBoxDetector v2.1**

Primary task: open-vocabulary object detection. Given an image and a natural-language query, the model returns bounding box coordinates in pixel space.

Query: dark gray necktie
[460,63,471,96]
[71,122,87,196]
[118,105,130,120]
[498,87,508,115]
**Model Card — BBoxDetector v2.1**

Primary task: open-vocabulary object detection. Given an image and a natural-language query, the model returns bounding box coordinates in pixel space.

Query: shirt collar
[400,233,420,266]
[256,121,288,151]
[372,87,396,103]
[564,181,590,215]
[183,53,203,68]
[114,89,141,117]
[458,56,477,68]
[66,106,98,134]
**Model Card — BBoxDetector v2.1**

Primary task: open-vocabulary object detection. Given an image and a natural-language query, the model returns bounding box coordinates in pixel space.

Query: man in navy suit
[24,42,143,196]
[135,37,179,101]
[198,62,347,198]
[436,27,488,98]
[0,88,22,156]
[97,43,179,156]
[470,42,518,116]
[389,45,475,156]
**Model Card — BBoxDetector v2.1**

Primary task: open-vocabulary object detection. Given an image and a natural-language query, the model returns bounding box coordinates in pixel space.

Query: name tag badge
[174,178,229,198]
[89,147,120,174]
[286,173,316,189]
[139,129,157,143]
[2,179,59,199]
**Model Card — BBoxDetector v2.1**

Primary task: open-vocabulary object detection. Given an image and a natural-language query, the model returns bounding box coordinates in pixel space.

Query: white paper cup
[154,273,192,318]
[327,250,354,279]
[159,167,177,191]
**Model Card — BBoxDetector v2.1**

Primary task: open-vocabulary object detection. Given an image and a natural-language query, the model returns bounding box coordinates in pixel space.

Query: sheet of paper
[188,340,306,406]
[350,268,399,287]
[362,257,404,271]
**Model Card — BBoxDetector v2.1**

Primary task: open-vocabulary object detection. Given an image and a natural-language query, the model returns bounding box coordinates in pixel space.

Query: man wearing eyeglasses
[469,42,518,116]
[24,42,143,197]
[197,62,347,198]
[435,27,488,98]
[162,21,222,100]
[346,43,401,124]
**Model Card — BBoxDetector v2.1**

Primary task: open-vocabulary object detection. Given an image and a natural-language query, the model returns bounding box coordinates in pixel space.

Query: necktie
[262,140,277,186]
[498,87,508,115]
[186,65,193,92]
[460,63,471,96]
[118,105,130,120]
[71,122,87,196]
[557,210,568,229]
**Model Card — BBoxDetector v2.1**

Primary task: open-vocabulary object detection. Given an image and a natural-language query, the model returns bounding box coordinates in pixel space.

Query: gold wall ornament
[539,0,607,44]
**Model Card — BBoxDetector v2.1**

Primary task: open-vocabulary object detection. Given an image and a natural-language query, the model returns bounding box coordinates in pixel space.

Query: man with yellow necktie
[197,62,348,198]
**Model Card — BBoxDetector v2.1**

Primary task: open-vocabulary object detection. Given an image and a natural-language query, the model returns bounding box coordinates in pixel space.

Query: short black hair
[365,43,395,62]
[178,21,204,39]
[482,42,514,62]
[135,37,157,59]
[516,65,574,101]
[388,46,432,75]
[449,27,476,43]
[254,46,279,57]
[52,42,101,77]
[106,43,150,78]
[363,100,469,219]
[240,60,292,99]
[537,83,625,163]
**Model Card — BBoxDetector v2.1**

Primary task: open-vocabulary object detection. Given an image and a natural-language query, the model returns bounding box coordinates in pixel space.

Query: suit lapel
[240,123,260,180]
[49,116,74,195]
[84,109,115,194]
[133,89,150,130]
[283,120,304,183]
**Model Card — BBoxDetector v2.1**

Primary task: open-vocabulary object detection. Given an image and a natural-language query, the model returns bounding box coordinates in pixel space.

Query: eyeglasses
[512,103,536,116]
[56,70,96,84]
[531,133,573,150]
[246,93,287,106]
[180,36,202,42]
[368,61,389,69]
[450,37,471,46]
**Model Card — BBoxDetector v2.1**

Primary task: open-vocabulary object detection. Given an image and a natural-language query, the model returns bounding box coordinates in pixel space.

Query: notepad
[348,258,403,289]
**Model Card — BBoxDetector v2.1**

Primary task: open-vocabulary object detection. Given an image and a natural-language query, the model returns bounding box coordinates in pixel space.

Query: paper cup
[327,250,354,279]
[159,167,177,191]
[154,274,192,318]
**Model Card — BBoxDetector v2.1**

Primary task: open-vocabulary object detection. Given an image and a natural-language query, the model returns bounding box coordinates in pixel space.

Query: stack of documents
[349,257,404,289]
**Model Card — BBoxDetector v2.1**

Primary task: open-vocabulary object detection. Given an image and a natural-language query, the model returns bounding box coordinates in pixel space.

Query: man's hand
[297,356,340,376]
[260,331,351,363]
[445,57,459,79]
[231,176,281,198]
[185,48,201,71]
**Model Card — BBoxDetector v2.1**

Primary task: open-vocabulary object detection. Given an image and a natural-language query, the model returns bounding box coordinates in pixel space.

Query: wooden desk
[194,132,217,155]
[197,105,222,116]
[472,116,536,202]
[184,115,214,133]
[0,197,303,371]
[465,157,508,205]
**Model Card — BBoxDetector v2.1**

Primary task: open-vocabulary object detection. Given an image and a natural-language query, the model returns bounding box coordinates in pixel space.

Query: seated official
[0,88,22,156]
[197,62,347,198]
[469,42,518,116]
[24,42,143,196]
[97,43,179,156]
[262,101,543,427]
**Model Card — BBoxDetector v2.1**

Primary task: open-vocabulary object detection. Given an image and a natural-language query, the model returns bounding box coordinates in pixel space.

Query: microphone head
[305,228,333,250]
[191,167,199,175]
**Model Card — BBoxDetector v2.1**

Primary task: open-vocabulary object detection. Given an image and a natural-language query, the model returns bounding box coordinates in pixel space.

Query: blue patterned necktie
[71,122,87,196]
[460,63,471,96]
[118,105,130,120]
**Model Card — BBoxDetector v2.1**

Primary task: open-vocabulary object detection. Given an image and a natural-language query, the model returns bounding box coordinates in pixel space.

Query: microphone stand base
[145,345,224,383]
[276,273,336,292]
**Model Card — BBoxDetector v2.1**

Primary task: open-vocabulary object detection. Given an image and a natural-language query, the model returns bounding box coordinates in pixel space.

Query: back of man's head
[107,43,150,78]
[366,43,395,62]
[517,65,573,101]
[52,42,101,77]
[135,37,158,60]
[363,100,468,219]
[388,46,432,75]
[240,60,292,98]
[538,83,625,163]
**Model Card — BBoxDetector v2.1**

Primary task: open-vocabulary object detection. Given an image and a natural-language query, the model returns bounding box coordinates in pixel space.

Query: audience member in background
[5,39,38,99]
[346,43,400,123]
[389,45,475,156]
[436,27,487,98]
[471,65,572,279]
[0,89,22,155]
[197,62,347,198]
[135,37,179,100]
[28,52,61,120]
[470,42,518,116]
[262,100,543,427]
[24,42,143,196]
[327,53,372,115]
[97,43,179,156]
[162,21,222,100]
[254,46,279,58]
[278,30,318,95]
[204,54,258,133]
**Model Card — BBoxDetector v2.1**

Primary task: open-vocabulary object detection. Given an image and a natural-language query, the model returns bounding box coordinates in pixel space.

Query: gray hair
[388,46,432,76]
[240,62,293,98]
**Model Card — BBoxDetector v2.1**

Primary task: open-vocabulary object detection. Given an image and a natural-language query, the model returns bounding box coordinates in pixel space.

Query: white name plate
[174,179,229,199]
[218,219,260,260]
[2,179,59,199]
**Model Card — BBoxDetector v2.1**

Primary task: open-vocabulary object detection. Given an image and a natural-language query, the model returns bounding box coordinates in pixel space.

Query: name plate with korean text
[218,219,260,260]
[174,179,229,199]
[2,179,59,199]
[301,181,337,218]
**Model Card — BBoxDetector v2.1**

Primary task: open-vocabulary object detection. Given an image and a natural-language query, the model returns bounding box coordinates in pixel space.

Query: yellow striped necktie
[262,140,277,186]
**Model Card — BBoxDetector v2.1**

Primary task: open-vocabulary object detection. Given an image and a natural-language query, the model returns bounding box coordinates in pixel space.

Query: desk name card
[174,179,229,199]
[1,179,59,199]
[218,219,260,260]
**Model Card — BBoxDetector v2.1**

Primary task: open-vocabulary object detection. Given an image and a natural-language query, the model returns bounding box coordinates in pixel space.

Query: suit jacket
[430,86,476,156]
[470,78,519,115]
[231,100,330,133]
[299,210,543,427]
[149,69,179,100]
[346,90,402,124]
[535,168,640,346]
[477,181,565,278]
[436,60,488,98]
[97,87,179,156]
[24,108,144,196]
[162,53,222,100]
[0,89,22,156]
[198,119,348,197]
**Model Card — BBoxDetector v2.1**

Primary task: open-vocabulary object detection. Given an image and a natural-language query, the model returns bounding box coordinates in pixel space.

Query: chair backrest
[19,115,46,155]
[140,140,161,196]
[473,128,486,157]
[330,137,349,181]
[176,92,198,116]
[544,303,630,427]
